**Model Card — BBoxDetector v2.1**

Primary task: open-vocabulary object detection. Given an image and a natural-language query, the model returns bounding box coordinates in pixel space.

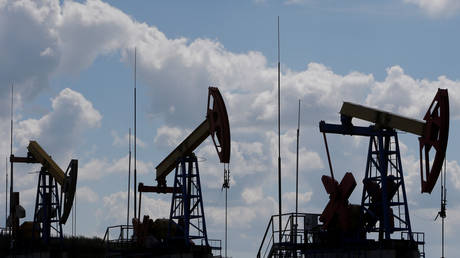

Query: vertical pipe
[134,48,137,221]
[277,16,282,245]
[127,128,132,239]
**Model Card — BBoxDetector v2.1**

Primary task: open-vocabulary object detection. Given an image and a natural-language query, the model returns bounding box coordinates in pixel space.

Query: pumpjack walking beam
[154,87,230,188]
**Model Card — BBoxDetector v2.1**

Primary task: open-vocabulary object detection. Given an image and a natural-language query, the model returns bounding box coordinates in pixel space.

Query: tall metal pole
[277,16,282,245]
[295,100,300,228]
[127,128,132,239]
[5,157,7,228]
[134,48,138,221]
[295,100,300,215]
[74,192,77,236]
[10,83,13,158]
[9,83,13,233]
[71,193,74,236]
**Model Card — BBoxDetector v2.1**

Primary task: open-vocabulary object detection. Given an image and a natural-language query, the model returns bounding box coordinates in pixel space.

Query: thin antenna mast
[295,100,300,238]
[74,192,77,236]
[9,82,13,232]
[71,194,74,236]
[5,157,7,228]
[134,48,138,221]
[127,128,132,239]
[10,83,13,158]
[277,16,282,244]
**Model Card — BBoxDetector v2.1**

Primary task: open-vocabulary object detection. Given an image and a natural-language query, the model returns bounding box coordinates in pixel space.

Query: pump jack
[319,88,448,241]
[10,141,78,243]
[258,89,449,258]
[136,87,230,249]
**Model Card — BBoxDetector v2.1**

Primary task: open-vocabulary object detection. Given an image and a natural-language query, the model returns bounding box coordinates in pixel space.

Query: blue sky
[2,0,460,257]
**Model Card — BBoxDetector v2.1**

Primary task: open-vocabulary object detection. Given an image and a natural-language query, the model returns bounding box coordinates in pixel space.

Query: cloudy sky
[2,0,460,257]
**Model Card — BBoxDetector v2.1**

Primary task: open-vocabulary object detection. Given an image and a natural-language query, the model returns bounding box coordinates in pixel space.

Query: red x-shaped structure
[319,172,357,231]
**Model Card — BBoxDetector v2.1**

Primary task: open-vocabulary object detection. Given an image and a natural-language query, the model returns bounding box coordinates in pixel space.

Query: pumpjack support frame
[32,167,64,243]
[360,130,412,240]
[168,154,209,247]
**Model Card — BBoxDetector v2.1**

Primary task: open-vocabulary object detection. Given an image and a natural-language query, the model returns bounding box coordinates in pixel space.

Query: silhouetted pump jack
[136,87,230,249]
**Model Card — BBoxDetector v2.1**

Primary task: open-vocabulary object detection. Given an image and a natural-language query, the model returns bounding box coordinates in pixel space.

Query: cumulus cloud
[14,88,101,162]
[3,0,460,131]
[79,154,154,181]
[77,186,99,203]
[3,1,460,257]
[154,126,189,149]
[284,0,310,5]
[365,66,460,120]
[404,0,460,17]
[242,186,263,204]
[97,191,170,228]
[0,0,61,110]
[111,130,146,148]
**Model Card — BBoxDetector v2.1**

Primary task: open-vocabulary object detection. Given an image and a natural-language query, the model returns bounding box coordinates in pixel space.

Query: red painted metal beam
[419,89,449,193]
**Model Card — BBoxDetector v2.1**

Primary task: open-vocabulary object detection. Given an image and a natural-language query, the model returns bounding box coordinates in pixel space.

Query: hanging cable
[435,158,447,258]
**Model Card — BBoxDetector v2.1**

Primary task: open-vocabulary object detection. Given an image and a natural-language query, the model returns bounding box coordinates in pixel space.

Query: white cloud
[111,130,146,148]
[77,186,99,203]
[206,196,277,229]
[404,0,460,17]
[283,191,313,205]
[97,191,170,227]
[14,88,101,163]
[2,1,460,257]
[284,0,310,5]
[154,126,188,149]
[446,160,460,190]
[242,186,263,204]
[79,154,154,181]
